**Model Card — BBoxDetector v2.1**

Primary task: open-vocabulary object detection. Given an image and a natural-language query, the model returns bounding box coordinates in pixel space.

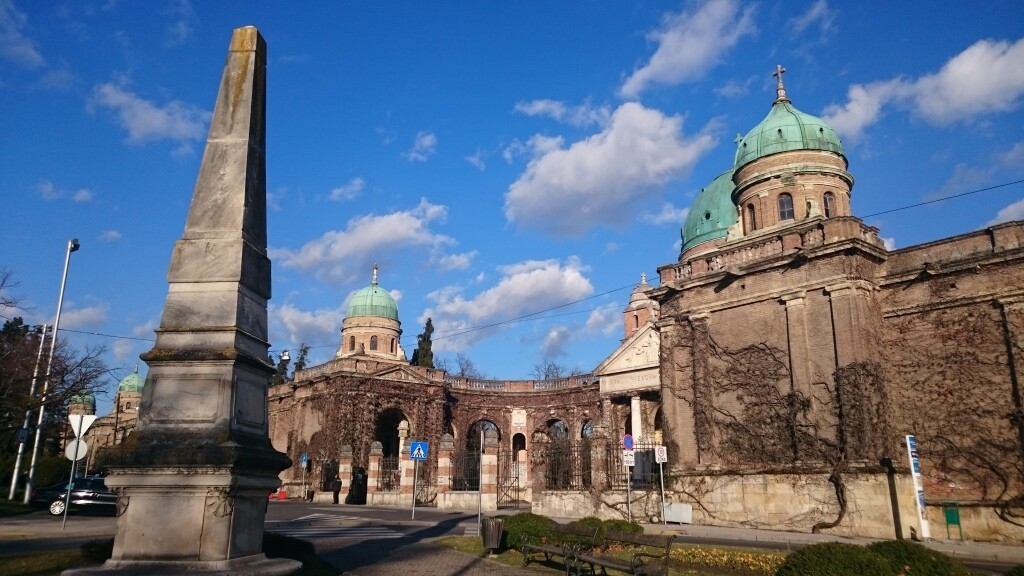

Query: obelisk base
[63,467,299,576]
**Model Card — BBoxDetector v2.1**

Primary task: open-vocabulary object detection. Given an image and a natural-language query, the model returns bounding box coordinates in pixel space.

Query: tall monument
[75,27,298,575]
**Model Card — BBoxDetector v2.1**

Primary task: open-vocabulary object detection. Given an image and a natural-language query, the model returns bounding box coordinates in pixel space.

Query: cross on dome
[372,263,379,285]
[773,64,789,103]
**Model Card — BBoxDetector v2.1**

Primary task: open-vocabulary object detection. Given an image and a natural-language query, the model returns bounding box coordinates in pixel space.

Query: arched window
[349,335,355,351]
[390,338,395,354]
[824,192,836,218]
[370,335,378,351]
[778,193,794,221]
[746,203,757,232]
[633,314,639,330]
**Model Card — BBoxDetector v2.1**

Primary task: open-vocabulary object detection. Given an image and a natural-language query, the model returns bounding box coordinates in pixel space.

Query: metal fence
[542,440,593,490]
[378,456,400,492]
[606,441,659,489]
[450,450,480,491]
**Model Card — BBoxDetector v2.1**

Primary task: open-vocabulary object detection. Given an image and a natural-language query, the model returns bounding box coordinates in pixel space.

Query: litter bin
[480,517,505,557]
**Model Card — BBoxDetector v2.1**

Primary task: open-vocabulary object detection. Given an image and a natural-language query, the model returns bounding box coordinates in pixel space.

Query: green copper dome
[682,168,739,253]
[346,266,399,320]
[118,371,145,393]
[734,71,844,169]
[69,392,96,410]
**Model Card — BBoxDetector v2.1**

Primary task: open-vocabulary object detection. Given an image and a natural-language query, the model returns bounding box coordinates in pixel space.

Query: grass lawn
[433,535,783,576]
[0,549,96,576]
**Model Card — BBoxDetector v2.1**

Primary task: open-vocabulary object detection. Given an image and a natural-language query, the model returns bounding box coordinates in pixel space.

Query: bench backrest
[603,531,675,550]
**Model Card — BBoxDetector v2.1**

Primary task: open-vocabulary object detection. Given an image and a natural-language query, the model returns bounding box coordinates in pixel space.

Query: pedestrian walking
[332,475,342,504]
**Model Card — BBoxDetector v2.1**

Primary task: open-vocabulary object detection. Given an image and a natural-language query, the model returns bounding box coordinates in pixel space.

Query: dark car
[29,477,117,516]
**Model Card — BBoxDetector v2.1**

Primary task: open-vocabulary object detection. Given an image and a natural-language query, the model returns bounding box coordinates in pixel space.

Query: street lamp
[7,324,49,500]
[23,238,80,503]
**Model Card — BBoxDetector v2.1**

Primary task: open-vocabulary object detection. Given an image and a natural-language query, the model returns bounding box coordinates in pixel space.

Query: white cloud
[645,202,690,225]
[824,38,1024,140]
[164,0,196,46]
[271,302,346,355]
[504,102,717,236]
[329,177,364,201]
[37,180,60,200]
[789,0,835,37]
[931,163,991,201]
[99,230,122,242]
[713,76,754,99]
[113,339,135,361]
[61,301,109,329]
[89,81,210,144]
[0,0,45,68]
[436,251,477,271]
[403,131,437,162]
[540,325,573,358]
[272,198,457,284]
[619,0,756,98]
[585,307,619,336]
[514,99,611,127]
[1001,142,1024,169]
[420,257,594,351]
[987,198,1024,227]
[465,150,486,171]
[72,188,93,202]
[881,236,897,251]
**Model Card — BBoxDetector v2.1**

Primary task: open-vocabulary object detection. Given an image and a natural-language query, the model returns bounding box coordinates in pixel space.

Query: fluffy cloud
[504,102,717,236]
[36,180,93,202]
[404,131,437,162]
[272,198,457,284]
[420,257,593,351]
[540,325,573,358]
[164,0,196,46]
[436,251,477,271]
[644,202,690,225]
[72,188,93,202]
[99,230,122,242]
[60,301,109,330]
[987,198,1024,227]
[620,0,756,98]
[464,150,486,171]
[270,302,346,358]
[89,81,210,144]
[789,0,835,38]
[824,38,1024,140]
[329,177,364,201]
[0,0,44,68]
[514,99,611,127]
[585,307,620,336]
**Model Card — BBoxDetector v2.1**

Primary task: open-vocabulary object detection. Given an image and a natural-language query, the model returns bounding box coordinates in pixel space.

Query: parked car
[29,477,117,516]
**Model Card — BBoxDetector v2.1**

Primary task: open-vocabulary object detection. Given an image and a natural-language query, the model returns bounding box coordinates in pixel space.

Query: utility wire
[862,178,1024,218]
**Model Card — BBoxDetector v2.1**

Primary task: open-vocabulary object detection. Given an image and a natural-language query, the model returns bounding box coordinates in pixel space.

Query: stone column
[436,434,454,501]
[998,297,1024,465]
[366,441,383,496]
[400,444,415,496]
[80,27,297,576]
[481,428,498,510]
[630,396,643,441]
[825,280,877,367]
[338,445,353,503]
[781,291,812,395]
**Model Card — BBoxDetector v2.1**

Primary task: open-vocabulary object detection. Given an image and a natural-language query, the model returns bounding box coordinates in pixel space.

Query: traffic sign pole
[411,459,418,520]
[659,462,666,525]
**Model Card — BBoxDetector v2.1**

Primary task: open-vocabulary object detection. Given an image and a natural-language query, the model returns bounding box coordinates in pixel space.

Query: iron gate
[496,447,522,509]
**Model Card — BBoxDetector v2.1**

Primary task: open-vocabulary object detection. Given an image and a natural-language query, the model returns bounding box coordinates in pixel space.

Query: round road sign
[64,439,89,461]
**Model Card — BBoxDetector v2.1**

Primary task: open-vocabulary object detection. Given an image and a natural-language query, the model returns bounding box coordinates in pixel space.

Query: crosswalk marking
[463,525,479,536]
[285,513,364,522]
[267,525,403,540]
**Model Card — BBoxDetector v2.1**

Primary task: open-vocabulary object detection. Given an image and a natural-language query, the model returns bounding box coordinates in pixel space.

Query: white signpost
[655,445,668,525]
[905,435,931,540]
[622,434,634,523]
[62,414,96,530]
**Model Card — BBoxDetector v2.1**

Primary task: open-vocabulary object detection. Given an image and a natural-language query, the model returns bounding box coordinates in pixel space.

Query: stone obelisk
[71,27,298,575]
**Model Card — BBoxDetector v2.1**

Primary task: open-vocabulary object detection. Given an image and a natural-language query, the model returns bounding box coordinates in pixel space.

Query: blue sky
[2,0,1023,415]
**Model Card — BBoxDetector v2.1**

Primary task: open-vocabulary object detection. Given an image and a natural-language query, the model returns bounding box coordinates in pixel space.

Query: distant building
[75,368,144,473]
[267,69,1023,541]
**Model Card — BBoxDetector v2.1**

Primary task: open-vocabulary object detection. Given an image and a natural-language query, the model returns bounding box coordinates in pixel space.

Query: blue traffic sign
[410,441,429,461]
[622,434,634,450]
[300,453,308,465]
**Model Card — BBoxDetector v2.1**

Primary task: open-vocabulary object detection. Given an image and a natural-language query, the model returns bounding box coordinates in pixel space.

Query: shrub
[774,542,891,576]
[603,518,644,535]
[503,512,552,547]
[569,516,607,541]
[867,539,971,576]
[1001,565,1024,576]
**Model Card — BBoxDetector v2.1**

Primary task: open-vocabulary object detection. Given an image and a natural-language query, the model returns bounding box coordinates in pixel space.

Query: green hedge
[1004,565,1024,576]
[774,542,892,576]
[603,518,643,535]
[867,540,971,576]
[503,512,553,547]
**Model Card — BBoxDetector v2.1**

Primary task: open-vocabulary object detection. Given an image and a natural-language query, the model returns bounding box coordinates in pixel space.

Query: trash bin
[480,517,505,556]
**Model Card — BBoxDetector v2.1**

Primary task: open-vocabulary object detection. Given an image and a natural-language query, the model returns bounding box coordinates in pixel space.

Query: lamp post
[7,324,49,500]
[23,238,80,504]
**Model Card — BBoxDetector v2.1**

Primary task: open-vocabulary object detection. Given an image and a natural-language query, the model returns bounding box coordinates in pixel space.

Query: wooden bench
[520,522,601,575]
[573,531,675,576]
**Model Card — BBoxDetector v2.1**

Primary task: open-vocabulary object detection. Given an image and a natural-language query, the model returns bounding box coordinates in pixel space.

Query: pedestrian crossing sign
[410,441,429,461]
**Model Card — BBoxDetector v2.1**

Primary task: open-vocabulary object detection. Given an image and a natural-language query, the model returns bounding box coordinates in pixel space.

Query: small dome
[346,266,399,321]
[69,392,96,410]
[118,371,145,393]
[734,68,844,169]
[682,168,739,253]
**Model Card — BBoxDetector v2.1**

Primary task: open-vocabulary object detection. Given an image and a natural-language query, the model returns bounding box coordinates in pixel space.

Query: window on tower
[746,203,757,232]
[824,192,836,218]
[778,193,794,221]
[349,335,355,351]
[370,335,378,351]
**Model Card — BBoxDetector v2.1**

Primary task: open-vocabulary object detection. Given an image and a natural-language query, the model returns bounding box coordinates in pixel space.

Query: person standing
[331,475,342,504]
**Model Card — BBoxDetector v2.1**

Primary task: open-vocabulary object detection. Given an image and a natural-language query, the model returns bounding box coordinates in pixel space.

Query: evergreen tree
[411,318,434,368]
[291,344,310,375]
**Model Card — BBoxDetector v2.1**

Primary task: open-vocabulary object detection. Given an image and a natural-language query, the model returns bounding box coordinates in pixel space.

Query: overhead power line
[863,178,1024,219]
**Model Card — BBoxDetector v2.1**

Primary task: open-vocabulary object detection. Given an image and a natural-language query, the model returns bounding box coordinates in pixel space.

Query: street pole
[477,425,483,530]
[627,466,632,524]
[411,459,418,520]
[25,238,80,504]
[8,324,48,500]
[659,462,666,525]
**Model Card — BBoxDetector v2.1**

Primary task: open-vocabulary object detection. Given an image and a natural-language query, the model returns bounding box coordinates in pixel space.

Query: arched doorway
[375,407,408,457]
